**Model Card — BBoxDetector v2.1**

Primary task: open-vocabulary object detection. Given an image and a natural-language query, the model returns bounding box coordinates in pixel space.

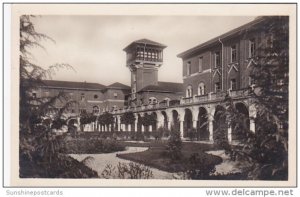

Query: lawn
[117,141,222,173]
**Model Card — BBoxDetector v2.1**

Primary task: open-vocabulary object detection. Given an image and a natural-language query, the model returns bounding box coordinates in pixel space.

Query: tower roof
[123,38,167,51]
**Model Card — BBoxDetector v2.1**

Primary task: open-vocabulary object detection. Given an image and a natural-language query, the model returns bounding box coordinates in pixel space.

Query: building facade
[35,17,285,142]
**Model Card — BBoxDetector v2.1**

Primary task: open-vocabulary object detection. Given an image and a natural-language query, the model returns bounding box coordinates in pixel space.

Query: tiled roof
[107,82,131,90]
[139,81,183,93]
[124,38,167,51]
[41,80,106,90]
[177,17,266,58]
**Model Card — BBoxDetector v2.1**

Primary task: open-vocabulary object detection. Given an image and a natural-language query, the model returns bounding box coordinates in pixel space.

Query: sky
[30,15,257,86]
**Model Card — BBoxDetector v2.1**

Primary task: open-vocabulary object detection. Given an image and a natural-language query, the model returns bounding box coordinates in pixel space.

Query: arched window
[148,97,158,104]
[186,85,193,98]
[92,106,100,114]
[198,82,205,95]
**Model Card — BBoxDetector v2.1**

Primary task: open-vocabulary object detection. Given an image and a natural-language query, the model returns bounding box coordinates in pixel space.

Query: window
[113,92,118,99]
[80,93,85,101]
[230,79,237,90]
[93,106,100,114]
[215,82,221,92]
[249,39,256,58]
[44,91,49,97]
[186,85,193,97]
[94,94,98,99]
[71,109,75,113]
[215,51,221,68]
[231,45,237,62]
[198,57,203,72]
[148,97,157,104]
[198,82,205,95]
[32,92,37,99]
[186,61,191,76]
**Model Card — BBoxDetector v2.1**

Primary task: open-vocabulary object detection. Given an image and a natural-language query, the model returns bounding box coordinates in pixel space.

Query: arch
[213,105,227,142]
[186,85,193,98]
[232,102,250,140]
[184,108,193,138]
[198,107,209,141]
[172,110,180,131]
[197,82,206,95]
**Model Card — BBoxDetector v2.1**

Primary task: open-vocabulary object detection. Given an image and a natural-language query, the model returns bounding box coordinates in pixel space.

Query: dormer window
[113,93,118,99]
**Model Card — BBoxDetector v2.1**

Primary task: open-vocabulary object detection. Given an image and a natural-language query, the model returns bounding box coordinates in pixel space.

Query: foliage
[62,138,125,154]
[140,113,156,126]
[182,152,222,179]
[187,127,197,141]
[166,125,182,161]
[213,16,289,180]
[79,111,97,131]
[98,112,114,126]
[19,15,96,178]
[101,162,153,179]
[120,112,136,125]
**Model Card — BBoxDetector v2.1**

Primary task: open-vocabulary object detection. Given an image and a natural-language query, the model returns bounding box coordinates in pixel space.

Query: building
[33,80,130,117]
[35,17,286,142]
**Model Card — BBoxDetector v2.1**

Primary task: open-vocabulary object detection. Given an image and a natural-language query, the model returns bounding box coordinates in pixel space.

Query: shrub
[166,126,182,161]
[62,138,125,154]
[184,152,222,179]
[101,162,153,179]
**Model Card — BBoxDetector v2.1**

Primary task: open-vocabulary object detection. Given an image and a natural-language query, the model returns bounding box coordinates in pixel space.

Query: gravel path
[69,147,174,179]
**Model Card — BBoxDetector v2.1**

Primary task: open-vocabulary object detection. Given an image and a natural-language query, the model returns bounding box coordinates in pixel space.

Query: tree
[19,15,97,178]
[120,112,136,125]
[98,112,114,131]
[79,111,97,131]
[167,123,182,161]
[219,16,289,180]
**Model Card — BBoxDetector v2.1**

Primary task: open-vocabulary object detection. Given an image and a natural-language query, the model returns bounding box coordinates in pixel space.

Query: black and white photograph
[6,3,296,187]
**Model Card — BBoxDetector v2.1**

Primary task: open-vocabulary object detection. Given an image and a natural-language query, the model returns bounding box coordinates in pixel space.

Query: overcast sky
[30,15,257,86]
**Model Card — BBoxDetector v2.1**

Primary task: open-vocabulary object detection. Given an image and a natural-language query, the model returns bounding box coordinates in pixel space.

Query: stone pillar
[167,121,171,130]
[249,104,257,133]
[134,120,138,132]
[208,116,214,142]
[142,125,145,132]
[228,125,232,144]
[128,124,131,132]
[180,121,184,138]
[117,117,121,132]
[149,125,152,132]
[192,120,197,129]
[108,124,111,132]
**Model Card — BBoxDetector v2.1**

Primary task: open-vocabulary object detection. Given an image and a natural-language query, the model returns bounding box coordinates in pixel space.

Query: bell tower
[123,39,166,102]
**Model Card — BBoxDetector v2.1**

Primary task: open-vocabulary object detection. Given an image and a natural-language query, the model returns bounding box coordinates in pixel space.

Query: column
[249,104,257,133]
[167,121,171,130]
[134,120,138,132]
[128,124,131,132]
[180,121,184,138]
[149,125,152,132]
[108,124,111,132]
[228,125,232,144]
[250,119,255,133]
[208,116,214,142]
[192,119,197,129]
[117,117,121,132]
[142,125,145,132]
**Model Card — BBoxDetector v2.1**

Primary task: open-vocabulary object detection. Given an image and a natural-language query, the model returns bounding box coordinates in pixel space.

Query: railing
[111,89,249,114]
